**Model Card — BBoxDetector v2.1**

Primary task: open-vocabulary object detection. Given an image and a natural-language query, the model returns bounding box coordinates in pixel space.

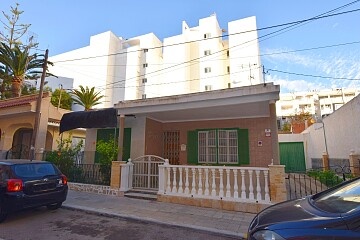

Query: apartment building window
[205,85,212,91]
[228,83,231,88]
[142,94,147,99]
[204,67,211,73]
[227,66,230,74]
[143,63,148,68]
[142,78,147,83]
[143,49,148,53]
[204,50,211,56]
[204,33,211,39]
[227,50,229,57]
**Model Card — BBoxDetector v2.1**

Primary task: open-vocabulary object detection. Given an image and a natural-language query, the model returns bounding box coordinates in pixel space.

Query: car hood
[251,197,346,231]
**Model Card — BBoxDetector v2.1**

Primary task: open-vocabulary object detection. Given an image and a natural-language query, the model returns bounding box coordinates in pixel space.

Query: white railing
[158,160,270,203]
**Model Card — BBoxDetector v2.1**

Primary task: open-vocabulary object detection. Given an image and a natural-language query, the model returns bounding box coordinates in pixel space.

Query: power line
[52,6,360,64]
[267,69,360,81]
[56,40,360,67]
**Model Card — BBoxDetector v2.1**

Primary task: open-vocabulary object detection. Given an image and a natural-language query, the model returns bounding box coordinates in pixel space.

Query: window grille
[198,129,238,164]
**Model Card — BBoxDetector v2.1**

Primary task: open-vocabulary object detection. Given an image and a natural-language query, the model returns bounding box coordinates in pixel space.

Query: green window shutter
[122,128,131,161]
[187,130,198,164]
[237,129,250,165]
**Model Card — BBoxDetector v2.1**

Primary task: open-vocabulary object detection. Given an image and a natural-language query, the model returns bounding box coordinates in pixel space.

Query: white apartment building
[49,14,262,109]
[277,88,360,120]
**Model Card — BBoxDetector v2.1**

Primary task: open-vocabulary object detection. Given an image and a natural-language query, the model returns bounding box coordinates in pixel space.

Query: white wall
[125,116,146,158]
[228,16,262,87]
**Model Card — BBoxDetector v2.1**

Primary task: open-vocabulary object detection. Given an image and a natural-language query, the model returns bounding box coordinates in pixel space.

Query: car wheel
[47,202,62,210]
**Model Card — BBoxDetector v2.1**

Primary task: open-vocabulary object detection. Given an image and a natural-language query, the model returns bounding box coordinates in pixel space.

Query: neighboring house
[278,93,360,171]
[0,92,85,159]
[83,83,280,167]
[277,88,360,132]
[49,14,262,109]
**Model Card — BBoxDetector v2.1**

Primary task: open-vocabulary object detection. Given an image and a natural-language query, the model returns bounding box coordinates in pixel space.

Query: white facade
[280,93,360,169]
[49,15,262,109]
[277,88,360,118]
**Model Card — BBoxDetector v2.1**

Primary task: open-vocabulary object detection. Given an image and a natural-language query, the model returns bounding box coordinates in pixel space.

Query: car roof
[0,159,50,165]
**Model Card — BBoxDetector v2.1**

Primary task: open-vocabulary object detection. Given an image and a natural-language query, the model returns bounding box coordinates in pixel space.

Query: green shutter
[122,128,131,161]
[238,129,250,165]
[187,130,198,164]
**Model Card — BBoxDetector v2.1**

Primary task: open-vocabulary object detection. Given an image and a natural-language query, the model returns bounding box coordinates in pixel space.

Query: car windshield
[13,163,58,178]
[312,178,360,214]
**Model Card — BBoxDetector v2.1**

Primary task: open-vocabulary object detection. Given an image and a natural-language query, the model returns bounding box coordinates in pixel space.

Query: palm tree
[0,42,45,97]
[71,85,104,111]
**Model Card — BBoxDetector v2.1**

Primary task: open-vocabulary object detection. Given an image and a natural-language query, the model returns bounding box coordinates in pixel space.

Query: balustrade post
[240,169,246,199]
[264,170,270,202]
[255,170,261,200]
[204,168,209,196]
[184,167,190,194]
[172,167,177,193]
[178,167,184,194]
[219,169,224,197]
[248,170,254,200]
[191,168,196,195]
[198,168,203,195]
[166,161,171,193]
[225,168,231,197]
[233,169,239,198]
[211,169,216,196]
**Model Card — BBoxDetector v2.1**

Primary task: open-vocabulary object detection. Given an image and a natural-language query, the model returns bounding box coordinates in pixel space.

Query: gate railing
[286,165,359,200]
[158,160,271,203]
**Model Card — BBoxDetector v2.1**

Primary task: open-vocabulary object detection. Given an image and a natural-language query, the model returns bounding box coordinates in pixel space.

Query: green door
[279,142,306,173]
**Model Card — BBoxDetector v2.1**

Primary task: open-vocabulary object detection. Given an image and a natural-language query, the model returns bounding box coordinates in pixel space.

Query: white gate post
[120,159,133,191]
[158,159,169,194]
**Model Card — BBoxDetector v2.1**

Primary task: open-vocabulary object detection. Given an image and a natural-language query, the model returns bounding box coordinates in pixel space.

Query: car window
[13,163,58,178]
[313,178,360,213]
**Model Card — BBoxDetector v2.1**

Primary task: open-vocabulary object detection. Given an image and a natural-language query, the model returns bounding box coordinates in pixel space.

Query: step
[124,190,158,201]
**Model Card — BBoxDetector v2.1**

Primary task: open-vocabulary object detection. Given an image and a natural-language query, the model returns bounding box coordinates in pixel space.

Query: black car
[0,159,68,223]
[247,177,360,240]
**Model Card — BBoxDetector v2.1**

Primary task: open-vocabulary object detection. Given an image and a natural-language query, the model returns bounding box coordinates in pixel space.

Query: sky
[1,0,360,93]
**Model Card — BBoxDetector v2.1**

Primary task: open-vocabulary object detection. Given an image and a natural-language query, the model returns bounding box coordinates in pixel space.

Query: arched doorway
[8,128,33,159]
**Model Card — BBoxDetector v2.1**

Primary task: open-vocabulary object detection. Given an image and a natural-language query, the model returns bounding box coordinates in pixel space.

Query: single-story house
[84,83,280,167]
[0,92,85,159]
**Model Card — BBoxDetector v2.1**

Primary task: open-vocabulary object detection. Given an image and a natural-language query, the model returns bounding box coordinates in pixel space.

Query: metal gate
[132,155,166,190]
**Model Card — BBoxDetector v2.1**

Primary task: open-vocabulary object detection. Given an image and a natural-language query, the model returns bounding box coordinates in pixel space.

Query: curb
[62,204,246,239]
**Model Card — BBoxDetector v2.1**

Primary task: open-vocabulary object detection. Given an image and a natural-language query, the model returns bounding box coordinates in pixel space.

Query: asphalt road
[0,207,243,240]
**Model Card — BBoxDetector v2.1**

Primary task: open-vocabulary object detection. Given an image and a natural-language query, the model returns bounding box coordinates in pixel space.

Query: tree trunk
[11,76,23,97]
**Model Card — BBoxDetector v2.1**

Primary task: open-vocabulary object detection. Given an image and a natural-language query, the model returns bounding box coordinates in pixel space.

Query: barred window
[198,129,238,164]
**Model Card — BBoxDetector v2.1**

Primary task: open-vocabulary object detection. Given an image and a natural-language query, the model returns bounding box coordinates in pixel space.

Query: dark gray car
[0,159,68,223]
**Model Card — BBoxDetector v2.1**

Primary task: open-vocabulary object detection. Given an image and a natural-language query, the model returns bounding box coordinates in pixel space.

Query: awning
[60,108,117,133]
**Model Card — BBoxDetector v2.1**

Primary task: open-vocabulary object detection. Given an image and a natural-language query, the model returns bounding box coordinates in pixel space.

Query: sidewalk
[63,190,255,239]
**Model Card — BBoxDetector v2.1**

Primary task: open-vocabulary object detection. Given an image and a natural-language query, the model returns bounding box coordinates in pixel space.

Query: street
[0,207,243,240]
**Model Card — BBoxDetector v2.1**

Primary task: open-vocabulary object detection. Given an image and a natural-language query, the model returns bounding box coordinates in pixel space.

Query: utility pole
[30,49,49,161]
[57,84,63,110]
[262,65,267,86]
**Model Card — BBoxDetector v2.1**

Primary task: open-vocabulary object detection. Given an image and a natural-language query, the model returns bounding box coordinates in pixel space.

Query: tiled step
[124,189,158,201]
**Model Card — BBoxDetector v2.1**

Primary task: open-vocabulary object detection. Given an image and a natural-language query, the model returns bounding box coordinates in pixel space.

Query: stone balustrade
[159,160,270,203]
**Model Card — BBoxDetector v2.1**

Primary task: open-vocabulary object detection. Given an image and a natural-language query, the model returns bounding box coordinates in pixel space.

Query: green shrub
[96,137,118,184]
[45,136,84,179]
[307,169,343,187]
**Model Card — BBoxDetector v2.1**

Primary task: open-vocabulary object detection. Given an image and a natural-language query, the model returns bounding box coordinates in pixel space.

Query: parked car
[0,159,68,223]
[247,177,360,240]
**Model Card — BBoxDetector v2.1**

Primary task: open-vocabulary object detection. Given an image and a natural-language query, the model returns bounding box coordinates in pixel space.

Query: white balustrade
[160,164,271,203]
